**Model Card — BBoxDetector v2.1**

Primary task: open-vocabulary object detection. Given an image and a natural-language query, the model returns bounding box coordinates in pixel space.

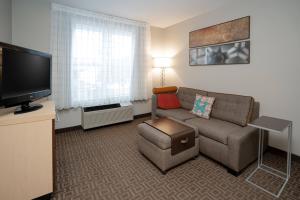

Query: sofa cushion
[177,87,207,110]
[207,92,254,126]
[157,108,196,121]
[185,117,242,145]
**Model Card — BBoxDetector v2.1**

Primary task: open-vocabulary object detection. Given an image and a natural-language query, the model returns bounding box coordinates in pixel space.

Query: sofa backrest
[176,87,256,127]
[207,92,254,127]
[177,87,207,110]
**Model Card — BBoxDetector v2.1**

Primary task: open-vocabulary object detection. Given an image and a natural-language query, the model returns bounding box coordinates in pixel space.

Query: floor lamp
[153,57,172,87]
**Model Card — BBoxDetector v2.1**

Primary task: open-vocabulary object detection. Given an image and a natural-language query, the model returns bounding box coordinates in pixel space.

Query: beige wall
[163,0,300,155]
[12,0,51,52]
[150,26,165,57]
[0,0,12,43]
[150,26,166,87]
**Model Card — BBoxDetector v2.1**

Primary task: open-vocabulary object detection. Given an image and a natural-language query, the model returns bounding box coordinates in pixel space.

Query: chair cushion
[185,117,242,145]
[208,92,254,126]
[157,108,196,121]
[157,94,181,109]
[177,87,208,110]
[191,94,215,119]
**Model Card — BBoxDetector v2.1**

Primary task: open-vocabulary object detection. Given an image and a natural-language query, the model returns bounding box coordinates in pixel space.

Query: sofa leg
[161,170,167,175]
[227,168,240,176]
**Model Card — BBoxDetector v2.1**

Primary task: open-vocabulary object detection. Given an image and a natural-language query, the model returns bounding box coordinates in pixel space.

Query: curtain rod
[52,3,149,27]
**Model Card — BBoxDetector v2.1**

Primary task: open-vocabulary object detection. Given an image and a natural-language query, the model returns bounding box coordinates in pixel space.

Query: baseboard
[134,112,151,119]
[266,146,300,163]
[55,125,81,133]
[55,113,151,133]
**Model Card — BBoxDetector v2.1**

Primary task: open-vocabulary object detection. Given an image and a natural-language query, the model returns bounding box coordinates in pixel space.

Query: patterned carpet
[52,117,300,200]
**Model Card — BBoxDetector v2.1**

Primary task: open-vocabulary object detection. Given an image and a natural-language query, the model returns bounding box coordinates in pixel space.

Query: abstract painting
[189,16,250,48]
[189,41,250,66]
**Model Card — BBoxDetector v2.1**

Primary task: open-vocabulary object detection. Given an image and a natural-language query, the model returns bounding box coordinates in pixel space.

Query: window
[51,4,151,109]
[71,27,135,106]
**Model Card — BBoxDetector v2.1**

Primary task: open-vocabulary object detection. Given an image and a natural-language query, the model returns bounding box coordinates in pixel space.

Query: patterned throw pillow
[191,94,215,119]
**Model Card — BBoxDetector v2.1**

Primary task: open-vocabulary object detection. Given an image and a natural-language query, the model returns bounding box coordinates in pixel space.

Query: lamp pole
[161,67,165,87]
[153,57,171,87]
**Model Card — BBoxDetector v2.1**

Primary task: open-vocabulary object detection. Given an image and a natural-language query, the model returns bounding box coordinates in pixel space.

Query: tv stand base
[15,103,43,114]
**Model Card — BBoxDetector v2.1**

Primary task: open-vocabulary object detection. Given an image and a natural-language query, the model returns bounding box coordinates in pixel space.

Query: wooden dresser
[0,100,56,200]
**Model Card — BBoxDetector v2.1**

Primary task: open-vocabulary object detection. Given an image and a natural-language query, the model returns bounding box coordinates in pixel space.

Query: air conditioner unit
[81,102,133,130]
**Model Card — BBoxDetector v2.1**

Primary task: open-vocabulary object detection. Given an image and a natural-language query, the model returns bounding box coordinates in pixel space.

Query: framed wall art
[189,41,250,66]
[189,16,250,48]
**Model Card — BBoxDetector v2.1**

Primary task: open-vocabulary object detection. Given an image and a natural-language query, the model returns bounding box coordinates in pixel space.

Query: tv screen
[0,43,51,113]
[2,48,50,99]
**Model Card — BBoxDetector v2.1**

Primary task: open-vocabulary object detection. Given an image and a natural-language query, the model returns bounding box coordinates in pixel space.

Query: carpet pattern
[52,117,300,200]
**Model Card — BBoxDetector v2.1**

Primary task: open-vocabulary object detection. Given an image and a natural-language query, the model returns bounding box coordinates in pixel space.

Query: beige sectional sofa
[152,87,268,175]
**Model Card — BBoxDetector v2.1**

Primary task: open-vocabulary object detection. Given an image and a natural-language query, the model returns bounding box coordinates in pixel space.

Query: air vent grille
[81,103,133,130]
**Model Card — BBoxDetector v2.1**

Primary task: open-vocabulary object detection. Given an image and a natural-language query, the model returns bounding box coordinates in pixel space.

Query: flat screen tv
[0,42,51,114]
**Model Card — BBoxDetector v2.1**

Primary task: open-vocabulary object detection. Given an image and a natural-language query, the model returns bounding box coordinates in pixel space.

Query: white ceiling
[51,0,231,28]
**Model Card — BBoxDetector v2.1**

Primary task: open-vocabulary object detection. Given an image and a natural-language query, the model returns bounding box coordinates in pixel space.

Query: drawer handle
[181,138,189,144]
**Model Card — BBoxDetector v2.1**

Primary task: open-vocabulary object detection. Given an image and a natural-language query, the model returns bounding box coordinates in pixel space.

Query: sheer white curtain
[51,4,151,109]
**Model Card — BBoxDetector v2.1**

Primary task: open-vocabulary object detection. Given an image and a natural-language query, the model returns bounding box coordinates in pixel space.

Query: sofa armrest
[227,126,259,172]
[250,101,260,122]
[152,94,157,119]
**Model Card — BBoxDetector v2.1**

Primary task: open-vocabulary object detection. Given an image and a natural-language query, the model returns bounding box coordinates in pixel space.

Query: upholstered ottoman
[137,117,199,174]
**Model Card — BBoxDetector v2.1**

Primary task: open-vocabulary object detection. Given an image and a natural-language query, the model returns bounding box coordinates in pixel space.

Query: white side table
[246,116,292,198]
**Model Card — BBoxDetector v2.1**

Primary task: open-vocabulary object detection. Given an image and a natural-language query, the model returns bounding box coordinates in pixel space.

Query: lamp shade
[153,57,172,68]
